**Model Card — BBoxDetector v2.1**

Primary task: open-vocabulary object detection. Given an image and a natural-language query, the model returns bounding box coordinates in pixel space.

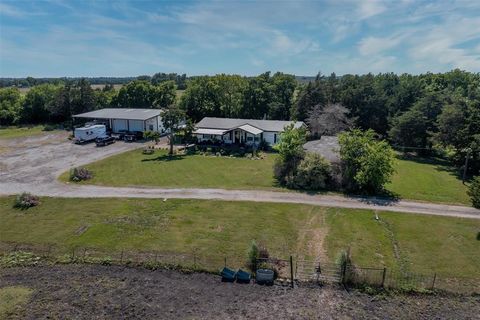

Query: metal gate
[295,259,342,283]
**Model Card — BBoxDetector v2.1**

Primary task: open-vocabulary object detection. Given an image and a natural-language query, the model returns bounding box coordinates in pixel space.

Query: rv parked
[74,124,107,144]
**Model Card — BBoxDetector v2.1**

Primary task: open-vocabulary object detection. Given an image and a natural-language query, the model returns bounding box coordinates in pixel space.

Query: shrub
[43,124,57,131]
[69,167,93,182]
[339,129,395,193]
[468,176,480,208]
[13,192,40,209]
[292,152,332,190]
[247,240,259,271]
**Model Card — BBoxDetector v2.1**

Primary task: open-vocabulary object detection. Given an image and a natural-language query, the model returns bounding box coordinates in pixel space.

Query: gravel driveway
[0,131,145,189]
[0,131,479,219]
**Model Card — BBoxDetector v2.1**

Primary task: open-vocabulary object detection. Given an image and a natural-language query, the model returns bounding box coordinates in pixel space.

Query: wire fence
[0,242,478,294]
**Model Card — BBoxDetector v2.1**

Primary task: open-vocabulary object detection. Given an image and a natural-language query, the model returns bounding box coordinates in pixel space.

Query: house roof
[236,124,263,135]
[196,117,304,132]
[193,128,228,135]
[73,108,162,121]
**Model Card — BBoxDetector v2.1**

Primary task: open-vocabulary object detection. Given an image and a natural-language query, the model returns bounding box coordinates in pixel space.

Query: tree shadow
[141,154,187,162]
[345,190,401,206]
[397,153,469,182]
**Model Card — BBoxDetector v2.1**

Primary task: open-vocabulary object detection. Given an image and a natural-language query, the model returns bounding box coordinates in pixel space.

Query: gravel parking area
[1,264,479,320]
[0,131,146,191]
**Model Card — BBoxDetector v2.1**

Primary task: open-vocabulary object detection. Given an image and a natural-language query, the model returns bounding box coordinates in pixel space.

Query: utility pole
[462,148,472,184]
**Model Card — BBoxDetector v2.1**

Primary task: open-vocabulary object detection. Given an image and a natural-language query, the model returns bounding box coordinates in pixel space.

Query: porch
[194,124,264,146]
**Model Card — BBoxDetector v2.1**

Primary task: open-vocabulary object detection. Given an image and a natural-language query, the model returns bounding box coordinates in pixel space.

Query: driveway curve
[1,132,479,220]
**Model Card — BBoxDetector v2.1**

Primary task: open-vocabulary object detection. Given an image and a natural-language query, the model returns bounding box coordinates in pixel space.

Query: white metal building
[194,117,305,146]
[73,108,165,133]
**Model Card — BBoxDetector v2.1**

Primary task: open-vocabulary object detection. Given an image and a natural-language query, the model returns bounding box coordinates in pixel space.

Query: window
[254,137,259,141]
[247,137,253,141]
[274,134,277,143]
[149,124,154,130]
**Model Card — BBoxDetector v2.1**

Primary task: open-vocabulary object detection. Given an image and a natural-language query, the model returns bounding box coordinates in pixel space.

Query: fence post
[381,267,387,288]
[290,256,294,288]
[431,273,436,290]
[71,247,75,260]
[120,250,124,263]
[224,257,227,268]
[193,253,197,268]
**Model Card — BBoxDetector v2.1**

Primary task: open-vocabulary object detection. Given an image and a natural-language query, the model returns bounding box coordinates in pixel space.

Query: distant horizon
[1,68,477,80]
[1,0,479,77]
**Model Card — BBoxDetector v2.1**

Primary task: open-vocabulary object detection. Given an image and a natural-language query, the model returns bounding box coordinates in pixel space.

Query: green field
[386,156,470,205]
[61,149,278,190]
[0,126,46,139]
[64,149,471,205]
[0,197,478,280]
[0,286,32,320]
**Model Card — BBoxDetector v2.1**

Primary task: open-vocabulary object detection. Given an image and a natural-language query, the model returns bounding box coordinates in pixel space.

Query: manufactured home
[194,117,305,146]
[73,108,165,134]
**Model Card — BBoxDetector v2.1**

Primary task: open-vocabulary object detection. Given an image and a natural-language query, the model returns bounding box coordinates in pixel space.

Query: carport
[73,108,165,133]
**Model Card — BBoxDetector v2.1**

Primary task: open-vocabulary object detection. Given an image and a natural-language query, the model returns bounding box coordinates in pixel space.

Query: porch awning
[237,124,263,135]
[194,128,228,135]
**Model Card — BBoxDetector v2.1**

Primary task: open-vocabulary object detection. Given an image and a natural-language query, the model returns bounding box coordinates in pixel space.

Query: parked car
[95,135,116,147]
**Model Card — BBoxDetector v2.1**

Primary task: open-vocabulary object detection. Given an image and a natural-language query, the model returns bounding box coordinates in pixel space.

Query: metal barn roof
[73,108,162,121]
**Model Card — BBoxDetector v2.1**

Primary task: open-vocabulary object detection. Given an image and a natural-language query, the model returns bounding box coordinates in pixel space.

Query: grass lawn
[61,149,278,190]
[0,125,46,140]
[0,286,32,320]
[1,197,478,281]
[386,156,470,205]
[325,208,480,278]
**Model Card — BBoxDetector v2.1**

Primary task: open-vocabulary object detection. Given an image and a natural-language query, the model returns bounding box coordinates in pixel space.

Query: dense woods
[1,69,479,175]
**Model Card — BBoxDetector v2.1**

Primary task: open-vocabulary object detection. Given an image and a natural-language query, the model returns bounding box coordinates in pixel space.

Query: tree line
[1,69,479,174]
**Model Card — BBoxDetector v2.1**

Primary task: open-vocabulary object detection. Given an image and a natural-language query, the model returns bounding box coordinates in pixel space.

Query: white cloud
[357,0,387,19]
[358,36,398,56]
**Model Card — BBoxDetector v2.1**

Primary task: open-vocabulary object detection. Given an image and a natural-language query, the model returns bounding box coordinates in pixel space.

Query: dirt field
[1,265,478,319]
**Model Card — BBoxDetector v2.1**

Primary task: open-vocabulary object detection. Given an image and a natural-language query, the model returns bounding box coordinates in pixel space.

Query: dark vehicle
[123,131,144,142]
[95,135,116,147]
[115,130,128,140]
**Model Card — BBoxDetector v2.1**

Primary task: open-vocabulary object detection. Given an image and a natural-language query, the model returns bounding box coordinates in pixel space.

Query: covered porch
[194,124,264,146]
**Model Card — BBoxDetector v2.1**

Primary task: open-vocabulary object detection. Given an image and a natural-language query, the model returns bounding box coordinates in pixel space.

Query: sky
[0,0,480,77]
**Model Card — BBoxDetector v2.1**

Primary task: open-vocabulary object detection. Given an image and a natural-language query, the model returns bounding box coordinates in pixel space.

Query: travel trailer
[74,124,107,144]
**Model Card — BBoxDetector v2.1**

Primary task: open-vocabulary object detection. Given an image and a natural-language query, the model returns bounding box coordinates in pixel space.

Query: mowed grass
[1,197,479,280]
[0,286,32,320]
[386,156,470,205]
[325,208,480,278]
[0,125,46,139]
[61,149,278,190]
[62,148,471,204]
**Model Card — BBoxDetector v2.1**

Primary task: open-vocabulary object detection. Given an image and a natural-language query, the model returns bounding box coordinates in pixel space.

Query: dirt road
[2,265,479,320]
[1,132,479,219]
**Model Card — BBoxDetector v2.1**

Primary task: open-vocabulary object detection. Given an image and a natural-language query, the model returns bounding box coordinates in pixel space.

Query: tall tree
[307,103,354,138]
[163,105,185,155]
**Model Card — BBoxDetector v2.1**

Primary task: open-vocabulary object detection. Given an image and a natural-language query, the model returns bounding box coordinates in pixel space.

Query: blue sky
[1,0,479,77]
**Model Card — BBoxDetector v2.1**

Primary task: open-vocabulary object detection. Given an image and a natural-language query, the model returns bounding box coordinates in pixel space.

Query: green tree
[273,123,307,186]
[0,88,23,125]
[154,80,177,108]
[388,109,428,149]
[339,129,395,193]
[468,176,480,208]
[293,152,332,190]
[114,80,156,108]
[21,84,60,123]
[163,105,185,155]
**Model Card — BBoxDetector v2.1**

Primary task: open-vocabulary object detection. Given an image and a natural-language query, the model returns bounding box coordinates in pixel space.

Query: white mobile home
[194,117,305,146]
[73,108,165,134]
